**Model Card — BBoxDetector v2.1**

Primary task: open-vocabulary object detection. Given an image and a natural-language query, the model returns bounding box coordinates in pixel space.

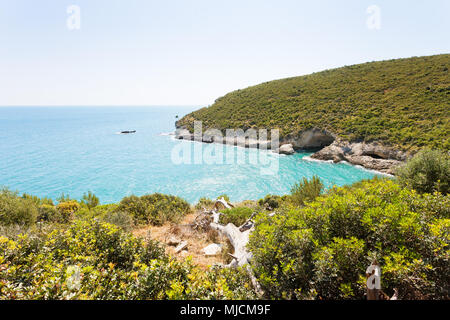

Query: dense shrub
[396,149,449,195]
[102,211,134,231]
[37,204,62,223]
[290,176,324,206]
[258,194,282,210]
[117,193,191,225]
[219,207,253,226]
[75,204,118,221]
[249,179,450,299]
[195,197,215,210]
[0,189,38,227]
[165,266,258,300]
[56,201,81,223]
[76,203,133,231]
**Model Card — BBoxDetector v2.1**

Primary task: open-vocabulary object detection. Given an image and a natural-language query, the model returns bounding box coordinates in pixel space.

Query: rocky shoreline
[310,139,408,175]
[174,126,408,174]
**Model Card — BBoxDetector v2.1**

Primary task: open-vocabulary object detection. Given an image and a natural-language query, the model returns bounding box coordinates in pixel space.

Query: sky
[0,0,449,106]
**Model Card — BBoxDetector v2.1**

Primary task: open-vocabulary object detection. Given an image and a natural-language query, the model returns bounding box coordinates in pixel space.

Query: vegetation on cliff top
[177,54,450,152]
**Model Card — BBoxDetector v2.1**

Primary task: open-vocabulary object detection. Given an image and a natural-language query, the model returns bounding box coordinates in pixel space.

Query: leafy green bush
[0,189,38,227]
[396,149,449,194]
[37,204,62,223]
[0,220,166,299]
[75,204,118,221]
[165,266,258,300]
[258,194,282,210]
[195,197,215,210]
[117,193,191,225]
[290,176,324,206]
[312,238,366,299]
[56,201,81,223]
[249,178,449,299]
[102,211,134,232]
[219,207,253,226]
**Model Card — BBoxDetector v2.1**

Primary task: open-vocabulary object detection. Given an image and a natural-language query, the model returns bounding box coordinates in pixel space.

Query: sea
[0,106,382,204]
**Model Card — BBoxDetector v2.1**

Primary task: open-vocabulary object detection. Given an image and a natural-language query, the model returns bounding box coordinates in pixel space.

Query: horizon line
[0,105,203,108]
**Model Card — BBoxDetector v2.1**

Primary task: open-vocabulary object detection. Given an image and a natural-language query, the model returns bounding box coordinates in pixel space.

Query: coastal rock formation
[276,144,295,155]
[174,125,408,173]
[174,127,273,149]
[310,139,408,174]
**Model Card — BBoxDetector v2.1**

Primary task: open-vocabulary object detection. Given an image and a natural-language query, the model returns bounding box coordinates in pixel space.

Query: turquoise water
[0,106,380,203]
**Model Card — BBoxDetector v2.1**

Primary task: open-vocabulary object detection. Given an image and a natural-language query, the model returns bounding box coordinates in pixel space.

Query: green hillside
[178,54,450,152]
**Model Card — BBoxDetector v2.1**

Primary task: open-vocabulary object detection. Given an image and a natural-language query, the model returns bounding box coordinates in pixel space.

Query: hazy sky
[0,0,449,106]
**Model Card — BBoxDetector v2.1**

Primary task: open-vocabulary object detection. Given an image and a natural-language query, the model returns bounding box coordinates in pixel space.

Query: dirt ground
[132,213,232,269]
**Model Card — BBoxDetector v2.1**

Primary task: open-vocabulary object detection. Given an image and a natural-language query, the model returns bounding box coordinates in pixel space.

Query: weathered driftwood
[210,222,253,267]
[186,198,268,296]
[214,197,234,211]
[198,198,265,296]
[174,241,188,254]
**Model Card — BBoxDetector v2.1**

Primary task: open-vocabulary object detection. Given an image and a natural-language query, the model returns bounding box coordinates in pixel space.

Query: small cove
[0,106,382,203]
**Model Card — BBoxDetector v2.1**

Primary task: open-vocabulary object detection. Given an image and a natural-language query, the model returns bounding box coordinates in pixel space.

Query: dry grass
[132,213,231,269]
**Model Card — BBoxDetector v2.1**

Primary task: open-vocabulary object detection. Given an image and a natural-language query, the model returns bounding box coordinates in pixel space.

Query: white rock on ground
[202,243,223,256]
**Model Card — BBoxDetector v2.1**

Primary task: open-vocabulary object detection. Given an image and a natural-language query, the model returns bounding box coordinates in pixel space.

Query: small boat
[120,130,136,134]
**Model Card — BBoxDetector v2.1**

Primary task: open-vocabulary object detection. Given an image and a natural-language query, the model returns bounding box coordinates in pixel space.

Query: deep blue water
[0,106,380,203]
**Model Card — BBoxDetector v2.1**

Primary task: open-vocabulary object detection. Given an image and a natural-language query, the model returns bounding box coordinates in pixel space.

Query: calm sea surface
[0,106,381,203]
